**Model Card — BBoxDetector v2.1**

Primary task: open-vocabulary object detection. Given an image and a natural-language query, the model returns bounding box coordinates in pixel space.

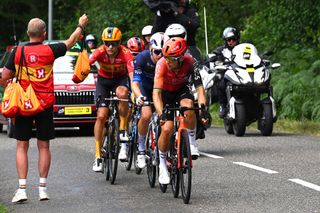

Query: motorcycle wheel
[259,104,273,136]
[224,119,234,134]
[233,104,246,137]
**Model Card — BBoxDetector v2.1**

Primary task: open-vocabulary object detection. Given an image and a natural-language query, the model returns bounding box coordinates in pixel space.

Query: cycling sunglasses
[165,56,183,63]
[130,51,139,56]
[104,41,120,47]
[152,49,163,55]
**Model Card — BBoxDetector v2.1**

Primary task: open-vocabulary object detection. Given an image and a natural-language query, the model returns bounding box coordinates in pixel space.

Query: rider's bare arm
[64,14,88,50]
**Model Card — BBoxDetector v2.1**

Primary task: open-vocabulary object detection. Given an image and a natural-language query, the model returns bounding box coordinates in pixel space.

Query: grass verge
[0,205,6,213]
[209,104,320,137]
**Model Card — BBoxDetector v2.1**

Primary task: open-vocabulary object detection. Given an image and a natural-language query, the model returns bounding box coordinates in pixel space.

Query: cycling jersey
[132,50,156,90]
[89,45,133,78]
[154,55,203,92]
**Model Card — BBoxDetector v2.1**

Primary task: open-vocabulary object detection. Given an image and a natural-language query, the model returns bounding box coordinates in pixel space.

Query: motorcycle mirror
[271,63,281,69]
[262,50,274,57]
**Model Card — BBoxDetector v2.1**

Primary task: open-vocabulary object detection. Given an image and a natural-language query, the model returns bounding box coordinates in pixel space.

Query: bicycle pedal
[192,155,199,160]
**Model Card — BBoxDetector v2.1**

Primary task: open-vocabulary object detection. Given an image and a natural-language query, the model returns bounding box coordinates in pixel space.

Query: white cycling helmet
[149,32,165,50]
[141,25,153,36]
[85,34,96,42]
[164,23,187,41]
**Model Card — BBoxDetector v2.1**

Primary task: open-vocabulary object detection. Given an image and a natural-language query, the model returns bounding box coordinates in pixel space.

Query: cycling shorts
[95,75,130,108]
[161,86,194,121]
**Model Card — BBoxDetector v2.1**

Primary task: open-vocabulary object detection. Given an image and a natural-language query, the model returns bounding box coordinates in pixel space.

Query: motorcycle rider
[141,25,153,49]
[207,26,240,118]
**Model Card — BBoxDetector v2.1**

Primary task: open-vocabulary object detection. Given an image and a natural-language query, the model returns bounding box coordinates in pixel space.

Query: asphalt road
[0,126,319,213]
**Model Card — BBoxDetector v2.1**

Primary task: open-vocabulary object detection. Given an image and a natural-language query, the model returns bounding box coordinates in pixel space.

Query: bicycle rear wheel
[179,129,192,204]
[169,134,179,198]
[146,126,156,188]
[125,117,135,170]
[133,126,142,175]
[107,118,120,184]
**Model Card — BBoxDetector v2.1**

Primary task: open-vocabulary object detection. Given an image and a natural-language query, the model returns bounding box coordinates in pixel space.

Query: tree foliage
[0,0,319,122]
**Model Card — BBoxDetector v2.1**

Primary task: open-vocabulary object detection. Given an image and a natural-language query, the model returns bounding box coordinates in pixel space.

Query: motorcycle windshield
[232,43,262,68]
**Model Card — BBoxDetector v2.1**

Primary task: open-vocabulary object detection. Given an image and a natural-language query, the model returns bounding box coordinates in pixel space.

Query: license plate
[64,106,92,115]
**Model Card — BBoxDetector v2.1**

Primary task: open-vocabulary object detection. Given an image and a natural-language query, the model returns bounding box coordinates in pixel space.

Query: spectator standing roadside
[1,14,88,203]
[150,0,201,61]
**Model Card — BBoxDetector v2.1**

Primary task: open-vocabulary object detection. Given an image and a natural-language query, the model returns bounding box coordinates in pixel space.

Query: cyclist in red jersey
[126,36,145,83]
[153,37,208,184]
[89,27,133,172]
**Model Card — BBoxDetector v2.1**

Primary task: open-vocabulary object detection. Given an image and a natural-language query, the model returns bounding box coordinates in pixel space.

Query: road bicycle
[126,101,152,174]
[101,92,130,184]
[145,112,160,188]
[161,105,204,204]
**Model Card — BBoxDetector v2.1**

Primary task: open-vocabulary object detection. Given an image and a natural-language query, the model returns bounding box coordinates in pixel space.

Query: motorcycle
[221,43,280,136]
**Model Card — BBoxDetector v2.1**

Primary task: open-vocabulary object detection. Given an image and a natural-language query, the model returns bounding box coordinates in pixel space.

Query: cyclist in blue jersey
[131,32,165,168]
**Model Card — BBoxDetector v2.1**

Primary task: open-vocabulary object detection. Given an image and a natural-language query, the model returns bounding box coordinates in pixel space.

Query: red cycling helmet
[162,37,188,57]
[126,37,145,53]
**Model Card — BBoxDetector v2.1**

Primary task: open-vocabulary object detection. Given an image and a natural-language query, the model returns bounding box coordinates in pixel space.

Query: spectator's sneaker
[219,104,226,118]
[119,145,128,161]
[39,190,50,201]
[12,189,27,203]
[119,130,129,141]
[190,143,200,160]
[159,166,170,185]
[137,153,146,169]
[92,158,103,172]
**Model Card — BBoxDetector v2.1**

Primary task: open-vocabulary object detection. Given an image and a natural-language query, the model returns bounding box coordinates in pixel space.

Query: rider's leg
[116,86,129,136]
[94,107,108,159]
[158,121,174,184]
[137,106,152,152]
[180,98,199,158]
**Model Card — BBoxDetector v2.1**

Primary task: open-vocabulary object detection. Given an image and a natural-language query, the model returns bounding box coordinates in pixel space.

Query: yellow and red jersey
[89,45,133,78]
[14,44,65,108]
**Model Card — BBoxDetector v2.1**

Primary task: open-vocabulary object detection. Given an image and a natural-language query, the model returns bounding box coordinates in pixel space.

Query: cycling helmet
[150,32,165,50]
[164,23,187,40]
[141,25,153,36]
[127,37,146,53]
[101,27,122,41]
[222,26,240,41]
[162,37,187,57]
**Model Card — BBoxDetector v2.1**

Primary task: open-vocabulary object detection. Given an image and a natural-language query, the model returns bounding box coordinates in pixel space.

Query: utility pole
[204,6,208,55]
[48,0,53,40]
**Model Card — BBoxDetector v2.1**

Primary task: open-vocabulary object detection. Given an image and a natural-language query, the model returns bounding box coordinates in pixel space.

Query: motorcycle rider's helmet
[127,37,145,54]
[141,25,153,36]
[150,32,165,50]
[162,37,187,57]
[85,34,97,45]
[164,23,187,41]
[222,27,240,42]
[101,27,122,42]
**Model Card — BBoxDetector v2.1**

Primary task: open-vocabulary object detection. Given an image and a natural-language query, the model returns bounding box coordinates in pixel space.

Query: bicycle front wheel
[179,129,192,204]
[107,117,120,184]
[146,125,156,188]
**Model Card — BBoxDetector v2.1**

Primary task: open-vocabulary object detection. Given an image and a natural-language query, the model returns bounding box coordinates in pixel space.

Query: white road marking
[233,162,279,174]
[288,179,320,192]
[200,152,224,159]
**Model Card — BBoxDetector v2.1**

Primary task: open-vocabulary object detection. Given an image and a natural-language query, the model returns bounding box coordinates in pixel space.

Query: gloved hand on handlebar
[135,95,146,106]
[200,104,212,129]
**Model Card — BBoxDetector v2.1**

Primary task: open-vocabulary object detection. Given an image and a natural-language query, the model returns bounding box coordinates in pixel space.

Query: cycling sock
[95,140,102,158]
[159,150,167,170]
[39,177,47,192]
[119,115,128,131]
[187,128,196,145]
[138,134,146,152]
[18,179,27,191]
